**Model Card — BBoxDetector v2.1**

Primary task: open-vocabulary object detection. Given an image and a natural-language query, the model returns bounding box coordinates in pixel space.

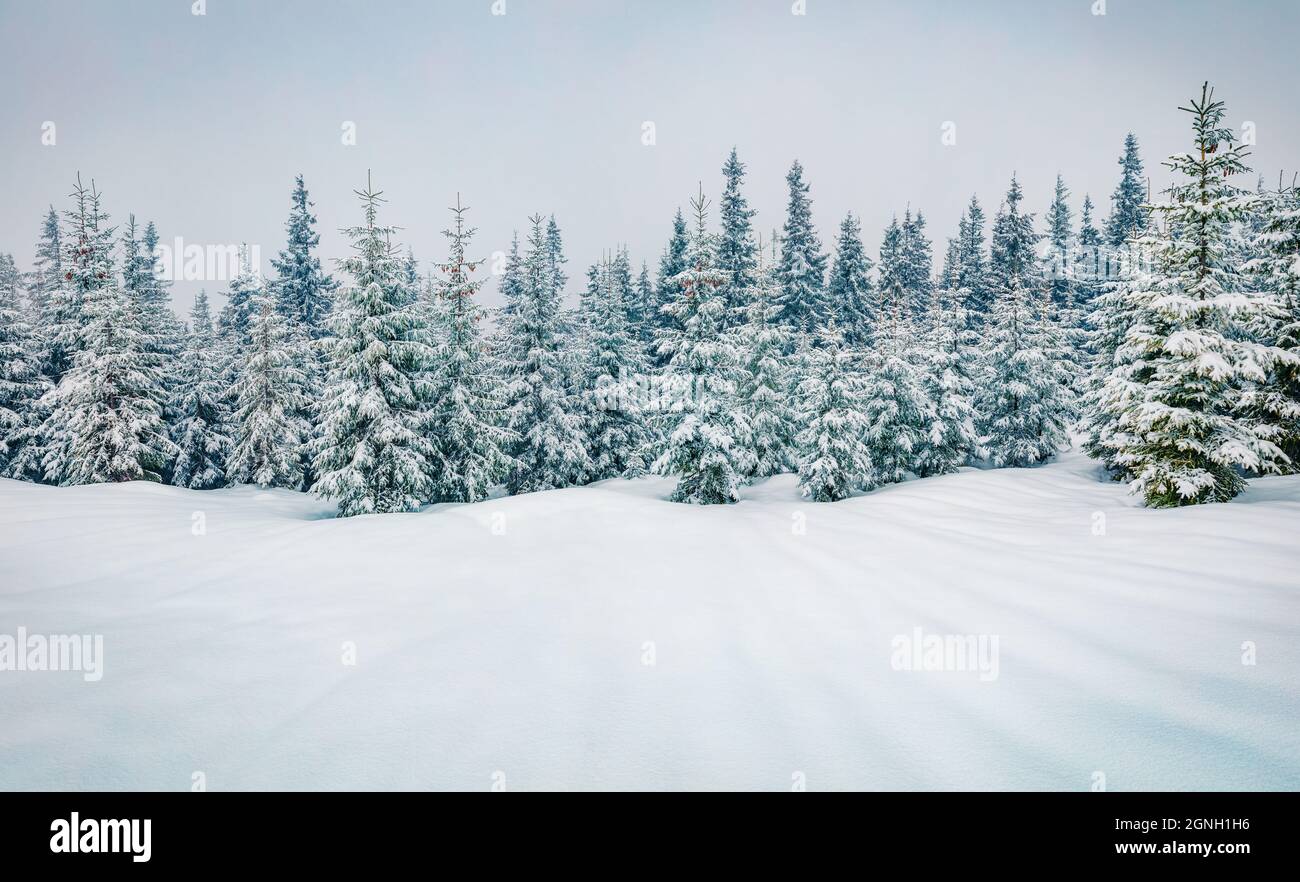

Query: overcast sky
[2,0,1298,314]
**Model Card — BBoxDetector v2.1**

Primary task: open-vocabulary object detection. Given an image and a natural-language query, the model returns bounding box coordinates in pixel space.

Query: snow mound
[1,449,1298,790]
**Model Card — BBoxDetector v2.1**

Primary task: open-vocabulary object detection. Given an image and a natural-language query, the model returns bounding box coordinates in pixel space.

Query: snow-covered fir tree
[877,216,905,314]
[24,207,62,337]
[579,252,654,479]
[776,160,828,332]
[311,176,438,514]
[427,196,514,502]
[795,321,871,502]
[1073,193,1105,317]
[958,195,991,321]
[1244,182,1300,468]
[0,254,48,480]
[121,217,180,462]
[545,216,568,304]
[827,212,875,346]
[1089,85,1291,505]
[633,260,655,348]
[44,179,107,387]
[653,208,690,351]
[0,255,21,319]
[915,288,982,476]
[218,245,265,344]
[939,234,961,292]
[271,175,336,337]
[735,241,796,478]
[170,291,232,489]
[977,175,1075,467]
[1044,174,1075,308]
[653,187,751,504]
[1105,132,1150,249]
[40,179,176,485]
[499,214,591,494]
[860,276,935,487]
[716,148,758,325]
[900,209,934,317]
[227,255,311,490]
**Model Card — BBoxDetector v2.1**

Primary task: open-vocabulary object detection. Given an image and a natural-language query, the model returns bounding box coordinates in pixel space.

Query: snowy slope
[1,450,1298,791]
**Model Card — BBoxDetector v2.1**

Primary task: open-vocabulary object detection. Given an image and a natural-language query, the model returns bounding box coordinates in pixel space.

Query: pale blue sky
[2,0,1297,312]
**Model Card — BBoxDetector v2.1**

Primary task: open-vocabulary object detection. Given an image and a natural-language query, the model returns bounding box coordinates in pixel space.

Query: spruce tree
[1074,194,1104,315]
[860,277,935,486]
[939,233,961,292]
[227,261,310,490]
[1044,174,1075,308]
[978,176,1075,467]
[827,212,875,346]
[41,178,175,485]
[121,217,179,463]
[499,214,591,494]
[0,254,48,480]
[653,209,690,347]
[218,245,264,345]
[900,209,934,317]
[580,253,654,479]
[427,196,514,502]
[312,176,438,513]
[916,289,982,476]
[271,175,336,337]
[45,180,105,386]
[653,188,750,503]
[25,207,62,334]
[958,195,991,320]
[716,148,758,324]
[1244,182,1300,468]
[776,160,828,332]
[735,242,797,478]
[170,291,232,489]
[877,217,904,316]
[795,322,871,502]
[1090,85,1291,504]
[1105,133,1149,248]
[633,260,655,348]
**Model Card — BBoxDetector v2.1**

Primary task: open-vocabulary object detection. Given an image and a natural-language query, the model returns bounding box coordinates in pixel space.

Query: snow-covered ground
[1,449,1297,791]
